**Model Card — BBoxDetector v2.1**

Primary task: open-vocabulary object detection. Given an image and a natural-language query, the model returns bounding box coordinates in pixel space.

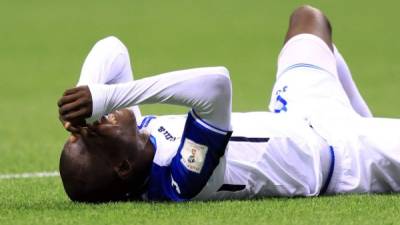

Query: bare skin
[284,5,333,50]
[58,86,93,133]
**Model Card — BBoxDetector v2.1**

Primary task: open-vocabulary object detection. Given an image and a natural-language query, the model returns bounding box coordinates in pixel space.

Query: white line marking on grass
[0,171,59,180]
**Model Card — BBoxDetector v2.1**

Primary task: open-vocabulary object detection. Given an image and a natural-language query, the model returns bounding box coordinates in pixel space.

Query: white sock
[334,45,373,117]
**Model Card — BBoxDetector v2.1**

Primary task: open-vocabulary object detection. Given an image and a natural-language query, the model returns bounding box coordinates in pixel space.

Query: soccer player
[58,5,400,202]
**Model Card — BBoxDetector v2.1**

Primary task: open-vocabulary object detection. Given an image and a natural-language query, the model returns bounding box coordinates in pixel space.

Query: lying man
[58,5,400,202]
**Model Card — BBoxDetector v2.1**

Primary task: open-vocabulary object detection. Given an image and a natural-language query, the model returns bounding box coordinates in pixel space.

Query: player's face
[61,109,150,202]
[92,109,138,137]
[72,109,140,160]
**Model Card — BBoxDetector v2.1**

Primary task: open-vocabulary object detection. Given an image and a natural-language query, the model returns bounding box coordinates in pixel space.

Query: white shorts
[269,34,400,194]
[268,34,358,120]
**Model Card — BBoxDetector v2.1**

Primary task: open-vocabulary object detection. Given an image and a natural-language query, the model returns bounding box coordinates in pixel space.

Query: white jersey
[140,111,332,200]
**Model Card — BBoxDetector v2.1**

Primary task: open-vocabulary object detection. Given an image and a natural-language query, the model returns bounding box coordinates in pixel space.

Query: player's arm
[58,67,231,129]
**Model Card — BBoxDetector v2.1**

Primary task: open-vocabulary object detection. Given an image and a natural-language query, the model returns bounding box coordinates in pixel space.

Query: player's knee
[285,5,333,49]
[290,5,329,26]
[290,5,332,34]
[291,5,323,18]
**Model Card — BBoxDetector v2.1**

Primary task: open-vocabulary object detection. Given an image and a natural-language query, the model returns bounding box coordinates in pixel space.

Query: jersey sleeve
[86,67,231,130]
[145,111,232,201]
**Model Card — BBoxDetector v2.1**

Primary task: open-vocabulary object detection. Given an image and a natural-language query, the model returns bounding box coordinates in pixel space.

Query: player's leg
[284,5,333,50]
[325,117,400,194]
[278,5,372,118]
[333,46,373,117]
[267,5,346,196]
[269,5,356,119]
[77,36,141,118]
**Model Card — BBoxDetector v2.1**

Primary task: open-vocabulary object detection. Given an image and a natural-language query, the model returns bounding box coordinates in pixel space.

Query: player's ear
[113,159,134,180]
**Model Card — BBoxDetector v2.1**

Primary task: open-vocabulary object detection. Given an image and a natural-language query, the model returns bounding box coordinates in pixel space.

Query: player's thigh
[268,34,353,118]
[329,117,400,194]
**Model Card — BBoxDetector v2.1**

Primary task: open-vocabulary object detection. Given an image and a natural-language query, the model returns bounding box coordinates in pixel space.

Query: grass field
[1,0,400,224]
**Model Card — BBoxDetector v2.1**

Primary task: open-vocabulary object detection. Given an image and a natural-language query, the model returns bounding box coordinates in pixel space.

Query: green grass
[1,0,400,224]
[1,179,400,225]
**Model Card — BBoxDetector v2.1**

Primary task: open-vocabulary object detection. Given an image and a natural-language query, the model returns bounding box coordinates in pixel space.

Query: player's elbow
[206,66,232,104]
[91,36,130,60]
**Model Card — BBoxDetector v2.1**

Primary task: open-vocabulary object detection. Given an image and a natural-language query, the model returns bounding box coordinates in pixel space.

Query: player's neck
[134,131,155,176]
[126,133,154,196]
[137,129,155,159]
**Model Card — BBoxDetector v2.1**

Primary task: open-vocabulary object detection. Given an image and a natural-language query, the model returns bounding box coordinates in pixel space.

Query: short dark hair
[59,138,130,203]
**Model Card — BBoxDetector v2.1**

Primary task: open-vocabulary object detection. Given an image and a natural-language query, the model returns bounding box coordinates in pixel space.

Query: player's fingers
[64,121,70,129]
[57,92,82,107]
[62,107,90,122]
[67,126,81,134]
[80,126,98,137]
[79,126,98,138]
[59,97,90,115]
[87,123,98,133]
[61,85,88,97]
[87,129,98,137]
[63,121,80,133]
[68,135,78,143]
[63,87,82,96]
[79,127,88,137]
[59,116,79,133]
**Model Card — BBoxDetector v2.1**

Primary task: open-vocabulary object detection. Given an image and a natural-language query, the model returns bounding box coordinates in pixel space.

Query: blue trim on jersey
[138,116,156,129]
[146,111,232,201]
[279,63,334,77]
[191,110,230,134]
[320,146,335,194]
[149,135,157,151]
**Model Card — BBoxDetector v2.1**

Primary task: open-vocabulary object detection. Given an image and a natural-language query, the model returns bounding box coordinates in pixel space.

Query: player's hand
[58,86,93,130]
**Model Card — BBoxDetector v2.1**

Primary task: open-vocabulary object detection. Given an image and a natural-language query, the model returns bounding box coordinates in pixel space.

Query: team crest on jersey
[180,138,208,174]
